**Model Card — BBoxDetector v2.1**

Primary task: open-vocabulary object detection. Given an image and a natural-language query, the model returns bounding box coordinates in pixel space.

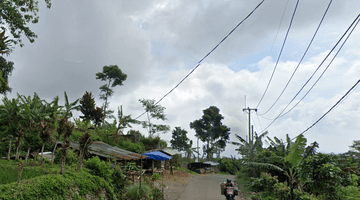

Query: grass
[0,159,78,185]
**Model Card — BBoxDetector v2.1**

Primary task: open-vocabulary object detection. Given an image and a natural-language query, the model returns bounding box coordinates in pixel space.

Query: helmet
[227,178,231,184]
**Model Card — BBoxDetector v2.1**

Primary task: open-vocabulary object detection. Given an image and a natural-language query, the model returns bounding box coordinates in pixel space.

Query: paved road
[177,174,243,200]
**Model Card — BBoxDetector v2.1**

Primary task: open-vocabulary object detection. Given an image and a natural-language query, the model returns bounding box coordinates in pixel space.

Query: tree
[62,91,79,119]
[78,91,96,124]
[139,99,170,138]
[0,96,21,160]
[231,131,268,160]
[0,56,14,94]
[170,127,190,151]
[190,106,230,160]
[92,107,104,127]
[0,0,51,47]
[95,65,127,124]
[78,131,92,170]
[116,105,138,135]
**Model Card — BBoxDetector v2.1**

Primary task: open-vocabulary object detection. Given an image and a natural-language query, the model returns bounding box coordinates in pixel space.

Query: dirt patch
[152,170,196,200]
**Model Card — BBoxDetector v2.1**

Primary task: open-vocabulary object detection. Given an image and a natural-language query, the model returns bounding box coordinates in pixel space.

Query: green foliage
[218,157,240,175]
[170,127,189,151]
[54,149,78,166]
[151,173,161,181]
[0,56,14,94]
[0,0,52,47]
[124,183,152,200]
[338,185,360,200]
[190,106,230,160]
[84,156,113,181]
[78,91,97,123]
[96,65,127,122]
[139,98,170,137]
[0,164,45,185]
[0,170,115,200]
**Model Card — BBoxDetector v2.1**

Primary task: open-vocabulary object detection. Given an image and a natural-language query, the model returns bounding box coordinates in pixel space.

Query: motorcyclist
[223,178,234,196]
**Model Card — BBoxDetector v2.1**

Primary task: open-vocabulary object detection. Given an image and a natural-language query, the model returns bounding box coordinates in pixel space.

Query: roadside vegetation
[229,133,360,200]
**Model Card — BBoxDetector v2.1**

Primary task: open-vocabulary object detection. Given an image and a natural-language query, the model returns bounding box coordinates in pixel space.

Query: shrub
[84,156,113,181]
[250,172,278,192]
[54,148,78,166]
[338,185,360,200]
[124,183,152,200]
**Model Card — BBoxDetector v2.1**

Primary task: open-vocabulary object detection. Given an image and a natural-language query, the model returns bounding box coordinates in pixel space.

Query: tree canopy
[170,127,190,151]
[190,106,230,160]
[0,0,51,47]
[139,99,170,138]
[96,65,127,124]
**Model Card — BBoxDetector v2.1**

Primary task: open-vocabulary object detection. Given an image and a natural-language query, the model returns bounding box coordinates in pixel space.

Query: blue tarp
[143,151,172,161]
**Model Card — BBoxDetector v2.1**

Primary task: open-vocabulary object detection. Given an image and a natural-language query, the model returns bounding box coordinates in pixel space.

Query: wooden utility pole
[242,107,257,144]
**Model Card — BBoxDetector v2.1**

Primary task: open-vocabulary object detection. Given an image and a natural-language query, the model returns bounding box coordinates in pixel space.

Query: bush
[84,156,113,181]
[250,172,278,192]
[53,148,78,166]
[338,185,360,200]
[124,183,152,200]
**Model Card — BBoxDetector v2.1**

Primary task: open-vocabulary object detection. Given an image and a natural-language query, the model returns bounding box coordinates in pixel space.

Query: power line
[250,0,290,96]
[134,0,266,120]
[258,15,360,132]
[258,0,333,116]
[255,0,300,109]
[292,79,360,140]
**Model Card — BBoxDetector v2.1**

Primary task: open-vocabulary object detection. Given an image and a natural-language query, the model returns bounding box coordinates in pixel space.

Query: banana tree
[283,134,307,200]
[0,97,20,160]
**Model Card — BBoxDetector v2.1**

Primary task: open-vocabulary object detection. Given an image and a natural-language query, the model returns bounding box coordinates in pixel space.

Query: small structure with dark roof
[58,141,146,161]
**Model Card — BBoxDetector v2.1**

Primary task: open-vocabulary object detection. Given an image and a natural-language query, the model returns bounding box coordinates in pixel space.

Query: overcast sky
[3,0,360,158]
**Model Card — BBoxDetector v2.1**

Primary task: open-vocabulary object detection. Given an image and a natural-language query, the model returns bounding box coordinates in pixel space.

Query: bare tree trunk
[78,148,84,170]
[15,145,20,161]
[7,139,12,160]
[51,141,58,164]
[40,143,45,164]
[25,144,31,163]
[18,162,24,185]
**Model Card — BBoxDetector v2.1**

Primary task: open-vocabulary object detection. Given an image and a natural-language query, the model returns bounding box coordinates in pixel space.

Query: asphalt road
[177,174,244,200]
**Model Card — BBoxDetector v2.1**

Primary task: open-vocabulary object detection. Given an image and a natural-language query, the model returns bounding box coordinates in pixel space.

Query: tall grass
[0,165,45,184]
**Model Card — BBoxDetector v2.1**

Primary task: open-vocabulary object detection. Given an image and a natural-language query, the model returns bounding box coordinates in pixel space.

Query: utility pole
[242,107,257,144]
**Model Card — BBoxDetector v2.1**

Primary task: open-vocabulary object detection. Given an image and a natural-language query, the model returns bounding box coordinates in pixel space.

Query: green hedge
[0,170,115,200]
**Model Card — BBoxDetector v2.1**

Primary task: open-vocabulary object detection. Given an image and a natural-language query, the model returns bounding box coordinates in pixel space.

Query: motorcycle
[225,186,235,200]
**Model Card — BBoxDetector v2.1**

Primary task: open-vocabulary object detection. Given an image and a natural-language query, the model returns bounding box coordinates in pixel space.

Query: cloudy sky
[3,0,360,157]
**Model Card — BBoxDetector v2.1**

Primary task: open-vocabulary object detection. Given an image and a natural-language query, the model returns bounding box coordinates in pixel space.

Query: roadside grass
[236,171,254,197]
[174,166,198,175]
[0,159,78,185]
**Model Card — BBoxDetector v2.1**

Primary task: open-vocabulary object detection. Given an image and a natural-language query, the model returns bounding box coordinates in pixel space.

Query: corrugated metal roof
[58,141,146,160]
[203,161,220,166]
[160,148,182,156]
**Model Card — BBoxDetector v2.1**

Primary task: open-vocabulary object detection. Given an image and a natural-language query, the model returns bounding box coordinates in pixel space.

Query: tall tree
[190,106,230,160]
[139,99,170,138]
[0,0,51,47]
[170,127,190,151]
[95,65,127,125]
[0,56,14,94]
[78,91,96,124]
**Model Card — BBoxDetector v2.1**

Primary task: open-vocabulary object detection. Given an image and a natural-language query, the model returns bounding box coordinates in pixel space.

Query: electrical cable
[292,79,360,140]
[255,0,300,109]
[258,0,333,116]
[259,15,360,133]
[275,14,360,119]
[249,0,290,96]
[134,0,266,120]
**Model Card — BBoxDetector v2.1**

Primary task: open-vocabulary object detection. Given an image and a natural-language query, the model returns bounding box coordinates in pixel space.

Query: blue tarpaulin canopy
[143,151,172,161]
